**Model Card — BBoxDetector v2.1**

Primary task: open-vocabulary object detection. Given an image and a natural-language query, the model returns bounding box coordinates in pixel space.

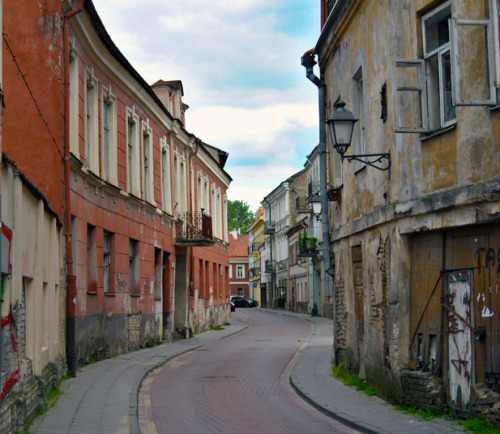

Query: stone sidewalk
[32,310,464,433]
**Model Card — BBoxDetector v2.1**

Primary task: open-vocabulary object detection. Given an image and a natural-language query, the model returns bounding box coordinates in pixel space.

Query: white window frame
[394,2,498,133]
[236,265,244,279]
[126,106,140,197]
[85,66,99,172]
[160,137,172,214]
[69,35,79,158]
[493,0,500,90]
[102,84,117,185]
[142,120,154,204]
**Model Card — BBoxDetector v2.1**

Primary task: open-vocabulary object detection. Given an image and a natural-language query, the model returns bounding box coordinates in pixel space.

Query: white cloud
[92,0,320,205]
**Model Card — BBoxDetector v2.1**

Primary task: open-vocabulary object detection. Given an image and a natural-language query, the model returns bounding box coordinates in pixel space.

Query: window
[423,2,455,130]
[85,66,99,172]
[102,84,117,185]
[154,248,162,300]
[236,265,244,279]
[87,225,97,292]
[352,67,366,170]
[160,137,172,214]
[103,231,114,294]
[129,239,140,295]
[394,1,496,133]
[142,120,154,203]
[69,36,79,157]
[174,150,187,214]
[126,107,140,196]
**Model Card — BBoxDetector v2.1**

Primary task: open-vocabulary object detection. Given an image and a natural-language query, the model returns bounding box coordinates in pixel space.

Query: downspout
[187,139,200,334]
[301,50,334,280]
[64,0,84,377]
[261,197,273,309]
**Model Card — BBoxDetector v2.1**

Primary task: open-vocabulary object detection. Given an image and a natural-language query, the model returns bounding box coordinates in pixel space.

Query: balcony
[295,197,312,215]
[276,260,288,271]
[175,212,214,246]
[265,259,275,273]
[264,221,275,234]
[298,233,319,257]
[249,267,261,279]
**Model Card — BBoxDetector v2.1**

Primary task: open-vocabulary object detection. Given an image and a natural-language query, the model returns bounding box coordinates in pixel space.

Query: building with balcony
[313,0,500,421]
[0,3,232,429]
[262,169,307,309]
[248,206,265,305]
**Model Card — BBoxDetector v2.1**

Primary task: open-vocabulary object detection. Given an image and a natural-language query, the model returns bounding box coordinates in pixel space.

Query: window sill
[130,293,141,298]
[420,123,456,142]
[87,290,97,295]
[104,292,115,297]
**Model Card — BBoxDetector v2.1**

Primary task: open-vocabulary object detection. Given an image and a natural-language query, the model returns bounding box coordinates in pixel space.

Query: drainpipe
[261,197,273,308]
[301,50,334,280]
[64,0,84,377]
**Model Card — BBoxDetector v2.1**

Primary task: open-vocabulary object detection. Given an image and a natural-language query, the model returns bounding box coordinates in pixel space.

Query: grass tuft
[331,361,375,396]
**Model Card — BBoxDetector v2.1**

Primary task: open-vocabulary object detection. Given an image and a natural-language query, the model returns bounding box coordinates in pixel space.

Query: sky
[92,0,321,213]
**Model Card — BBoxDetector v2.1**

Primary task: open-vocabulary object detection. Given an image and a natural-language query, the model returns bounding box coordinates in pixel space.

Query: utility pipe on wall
[63,0,84,377]
[301,50,334,279]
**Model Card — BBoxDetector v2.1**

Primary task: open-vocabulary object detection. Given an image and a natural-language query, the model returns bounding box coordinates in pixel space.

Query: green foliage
[460,418,500,433]
[395,404,439,419]
[227,200,255,233]
[211,326,225,331]
[299,231,318,253]
[331,361,375,396]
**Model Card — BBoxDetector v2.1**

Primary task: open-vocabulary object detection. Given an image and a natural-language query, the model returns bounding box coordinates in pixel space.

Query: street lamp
[327,101,391,171]
[309,194,322,221]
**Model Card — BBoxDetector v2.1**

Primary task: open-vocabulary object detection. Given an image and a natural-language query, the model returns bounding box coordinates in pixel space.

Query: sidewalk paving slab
[32,310,465,434]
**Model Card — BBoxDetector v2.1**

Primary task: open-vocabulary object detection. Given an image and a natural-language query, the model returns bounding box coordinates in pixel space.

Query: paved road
[140,309,357,434]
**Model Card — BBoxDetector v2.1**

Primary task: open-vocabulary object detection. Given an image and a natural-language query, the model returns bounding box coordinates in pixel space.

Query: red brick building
[228,231,250,297]
[2,0,232,386]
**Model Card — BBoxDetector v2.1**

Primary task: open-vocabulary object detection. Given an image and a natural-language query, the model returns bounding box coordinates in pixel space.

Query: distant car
[230,301,235,312]
[231,295,258,308]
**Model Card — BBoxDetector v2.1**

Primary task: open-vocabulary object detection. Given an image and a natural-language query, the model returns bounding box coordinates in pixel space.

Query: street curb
[134,321,249,431]
[289,374,379,434]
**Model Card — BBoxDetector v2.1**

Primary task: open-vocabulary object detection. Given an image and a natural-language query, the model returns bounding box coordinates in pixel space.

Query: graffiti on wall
[446,272,472,407]
[474,246,500,274]
[1,307,19,402]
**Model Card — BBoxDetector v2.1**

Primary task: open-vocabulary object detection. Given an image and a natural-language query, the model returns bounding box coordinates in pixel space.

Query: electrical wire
[2,31,64,160]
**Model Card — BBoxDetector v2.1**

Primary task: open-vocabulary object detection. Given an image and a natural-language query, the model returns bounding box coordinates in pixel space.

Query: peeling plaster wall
[319,0,500,409]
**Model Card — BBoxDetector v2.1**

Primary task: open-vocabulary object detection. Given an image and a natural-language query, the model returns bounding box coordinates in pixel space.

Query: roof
[151,80,184,96]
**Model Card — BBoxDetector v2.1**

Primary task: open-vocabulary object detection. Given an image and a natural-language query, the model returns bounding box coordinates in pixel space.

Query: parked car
[230,295,258,308]
[231,301,235,312]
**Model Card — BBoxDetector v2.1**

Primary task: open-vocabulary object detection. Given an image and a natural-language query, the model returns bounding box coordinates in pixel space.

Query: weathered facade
[248,206,265,305]
[262,169,308,310]
[315,0,500,423]
[0,0,232,430]
[228,231,249,297]
[67,0,231,359]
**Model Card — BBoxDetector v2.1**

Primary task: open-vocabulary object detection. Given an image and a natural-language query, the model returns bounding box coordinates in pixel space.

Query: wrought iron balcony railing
[264,221,275,234]
[249,267,261,279]
[265,259,275,273]
[175,212,214,246]
[277,260,288,271]
[298,234,319,257]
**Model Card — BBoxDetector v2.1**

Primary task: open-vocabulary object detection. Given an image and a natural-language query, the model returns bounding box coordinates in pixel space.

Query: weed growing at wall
[331,361,375,396]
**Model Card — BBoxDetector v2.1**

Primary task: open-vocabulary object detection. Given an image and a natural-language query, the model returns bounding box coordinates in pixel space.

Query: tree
[227,200,255,233]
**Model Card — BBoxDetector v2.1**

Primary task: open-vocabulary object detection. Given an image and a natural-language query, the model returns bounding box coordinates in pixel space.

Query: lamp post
[310,194,322,221]
[327,101,391,171]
